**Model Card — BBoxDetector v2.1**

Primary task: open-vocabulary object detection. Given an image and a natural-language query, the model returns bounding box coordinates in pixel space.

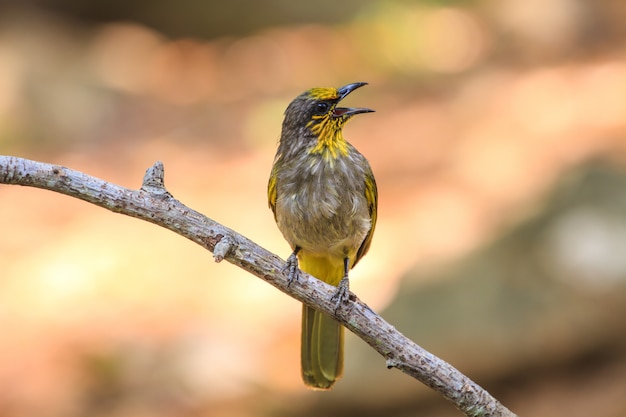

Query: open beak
[333,82,374,118]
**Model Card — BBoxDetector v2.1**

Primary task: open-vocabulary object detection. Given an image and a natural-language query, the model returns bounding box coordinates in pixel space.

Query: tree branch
[0,155,517,417]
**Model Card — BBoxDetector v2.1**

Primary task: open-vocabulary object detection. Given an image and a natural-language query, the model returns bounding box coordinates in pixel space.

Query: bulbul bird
[268,82,377,390]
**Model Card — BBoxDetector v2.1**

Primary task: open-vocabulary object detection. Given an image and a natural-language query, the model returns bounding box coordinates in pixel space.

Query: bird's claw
[283,253,301,286]
[331,277,350,313]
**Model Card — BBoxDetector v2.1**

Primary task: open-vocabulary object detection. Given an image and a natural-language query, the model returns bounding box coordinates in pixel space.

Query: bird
[267,82,377,390]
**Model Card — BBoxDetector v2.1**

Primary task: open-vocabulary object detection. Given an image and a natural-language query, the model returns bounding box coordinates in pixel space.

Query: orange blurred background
[1,1,626,416]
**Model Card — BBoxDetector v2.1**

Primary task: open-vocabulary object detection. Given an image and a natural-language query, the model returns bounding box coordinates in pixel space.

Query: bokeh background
[1,1,626,416]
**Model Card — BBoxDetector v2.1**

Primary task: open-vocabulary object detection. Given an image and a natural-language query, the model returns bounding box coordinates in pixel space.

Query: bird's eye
[315,102,330,114]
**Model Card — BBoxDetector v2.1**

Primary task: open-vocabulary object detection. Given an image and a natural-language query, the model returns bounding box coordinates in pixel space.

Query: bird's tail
[299,254,344,390]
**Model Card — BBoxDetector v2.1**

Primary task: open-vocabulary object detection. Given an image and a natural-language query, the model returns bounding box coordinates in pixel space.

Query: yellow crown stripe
[306,87,339,101]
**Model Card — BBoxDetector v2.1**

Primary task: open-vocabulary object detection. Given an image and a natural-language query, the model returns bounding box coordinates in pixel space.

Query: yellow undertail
[298,253,345,390]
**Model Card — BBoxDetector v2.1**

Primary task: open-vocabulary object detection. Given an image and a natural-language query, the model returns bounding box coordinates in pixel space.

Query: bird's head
[280,82,373,159]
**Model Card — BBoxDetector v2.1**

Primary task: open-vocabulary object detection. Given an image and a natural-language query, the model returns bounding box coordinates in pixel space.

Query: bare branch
[0,155,517,417]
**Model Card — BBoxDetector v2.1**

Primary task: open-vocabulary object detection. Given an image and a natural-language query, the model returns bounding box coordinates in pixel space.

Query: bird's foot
[331,276,350,313]
[282,252,301,287]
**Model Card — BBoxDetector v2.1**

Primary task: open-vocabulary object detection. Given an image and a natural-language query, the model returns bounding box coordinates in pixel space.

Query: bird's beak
[333,82,374,118]
[337,82,368,99]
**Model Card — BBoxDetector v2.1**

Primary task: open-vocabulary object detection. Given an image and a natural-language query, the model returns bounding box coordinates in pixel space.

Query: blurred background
[0,0,625,416]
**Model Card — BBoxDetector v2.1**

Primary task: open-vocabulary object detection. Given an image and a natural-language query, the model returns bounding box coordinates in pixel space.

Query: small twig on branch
[0,155,517,417]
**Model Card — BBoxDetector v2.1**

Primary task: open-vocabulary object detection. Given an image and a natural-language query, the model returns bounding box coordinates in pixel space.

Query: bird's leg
[331,257,351,312]
[283,246,301,286]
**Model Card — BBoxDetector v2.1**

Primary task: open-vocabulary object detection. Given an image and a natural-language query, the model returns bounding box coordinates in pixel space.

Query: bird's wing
[354,167,377,266]
[267,165,278,221]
